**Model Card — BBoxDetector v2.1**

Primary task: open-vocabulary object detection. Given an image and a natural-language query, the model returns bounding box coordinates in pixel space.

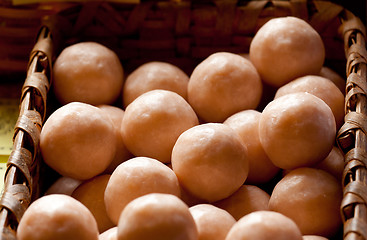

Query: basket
[0,0,366,239]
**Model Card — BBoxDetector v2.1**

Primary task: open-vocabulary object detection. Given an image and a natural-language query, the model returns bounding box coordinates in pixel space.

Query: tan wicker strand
[348,44,367,60]
[0,192,25,224]
[0,185,30,223]
[344,181,367,207]
[29,29,53,73]
[341,112,367,135]
[6,149,33,189]
[344,150,367,171]
[344,217,367,240]
[14,110,42,162]
[21,73,49,120]
[347,73,367,96]
[345,88,366,113]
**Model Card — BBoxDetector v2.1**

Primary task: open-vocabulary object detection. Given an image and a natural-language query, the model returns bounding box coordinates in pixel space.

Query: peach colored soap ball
[97,105,133,174]
[319,66,346,94]
[17,194,99,240]
[104,156,181,225]
[100,227,118,240]
[274,75,345,130]
[188,52,262,123]
[259,92,336,170]
[189,204,236,240]
[225,210,303,240]
[72,174,114,233]
[123,61,189,108]
[268,168,342,237]
[40,102,116,180]
[117,193,198,240]
[250,16,325,87]
[214,185,270,221]
[53,42,124,105]
[303,236,329,240]
[121,89,199,163]
[223,109,280,184]
[314,146,344,181]
[171,123,249,202]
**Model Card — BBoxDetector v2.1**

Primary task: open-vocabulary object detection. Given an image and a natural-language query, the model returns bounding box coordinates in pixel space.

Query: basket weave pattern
[0,1,366,240]
[0,0,349,75]
[337,11,367,240]
[0,26,52,240]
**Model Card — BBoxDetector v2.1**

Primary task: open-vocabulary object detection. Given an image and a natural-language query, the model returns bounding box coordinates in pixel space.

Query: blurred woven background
[0,0,365,84]
[335,0,365,24]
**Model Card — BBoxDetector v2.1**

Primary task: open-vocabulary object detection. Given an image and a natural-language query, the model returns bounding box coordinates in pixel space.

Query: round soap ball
[223,110,280,184]
[53,42,124,105]
[99,227,118,240]
[188,52,262,123]
[104,156,181,225]
[97,104,133,174]
[303,236,329,240]
[179,182,205,208]
[72,174,114,233]
[268,167,342,237]
[117,193,198,240]
[189,204,236,240]
[121,89,199,163]
[319,66,346,94]
[171,123,249,202]
[313,146,344,181]
[225,210,303,240]
[259,92,336,170]
[17,194,99,240]
[249,16,325,87]
[123,61,189,108]
[214,185,270,221]
[40,102,116,180]
[274,75,345,130]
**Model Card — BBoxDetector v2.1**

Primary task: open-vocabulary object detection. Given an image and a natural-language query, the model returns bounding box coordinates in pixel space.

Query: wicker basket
[0,0,366,239]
